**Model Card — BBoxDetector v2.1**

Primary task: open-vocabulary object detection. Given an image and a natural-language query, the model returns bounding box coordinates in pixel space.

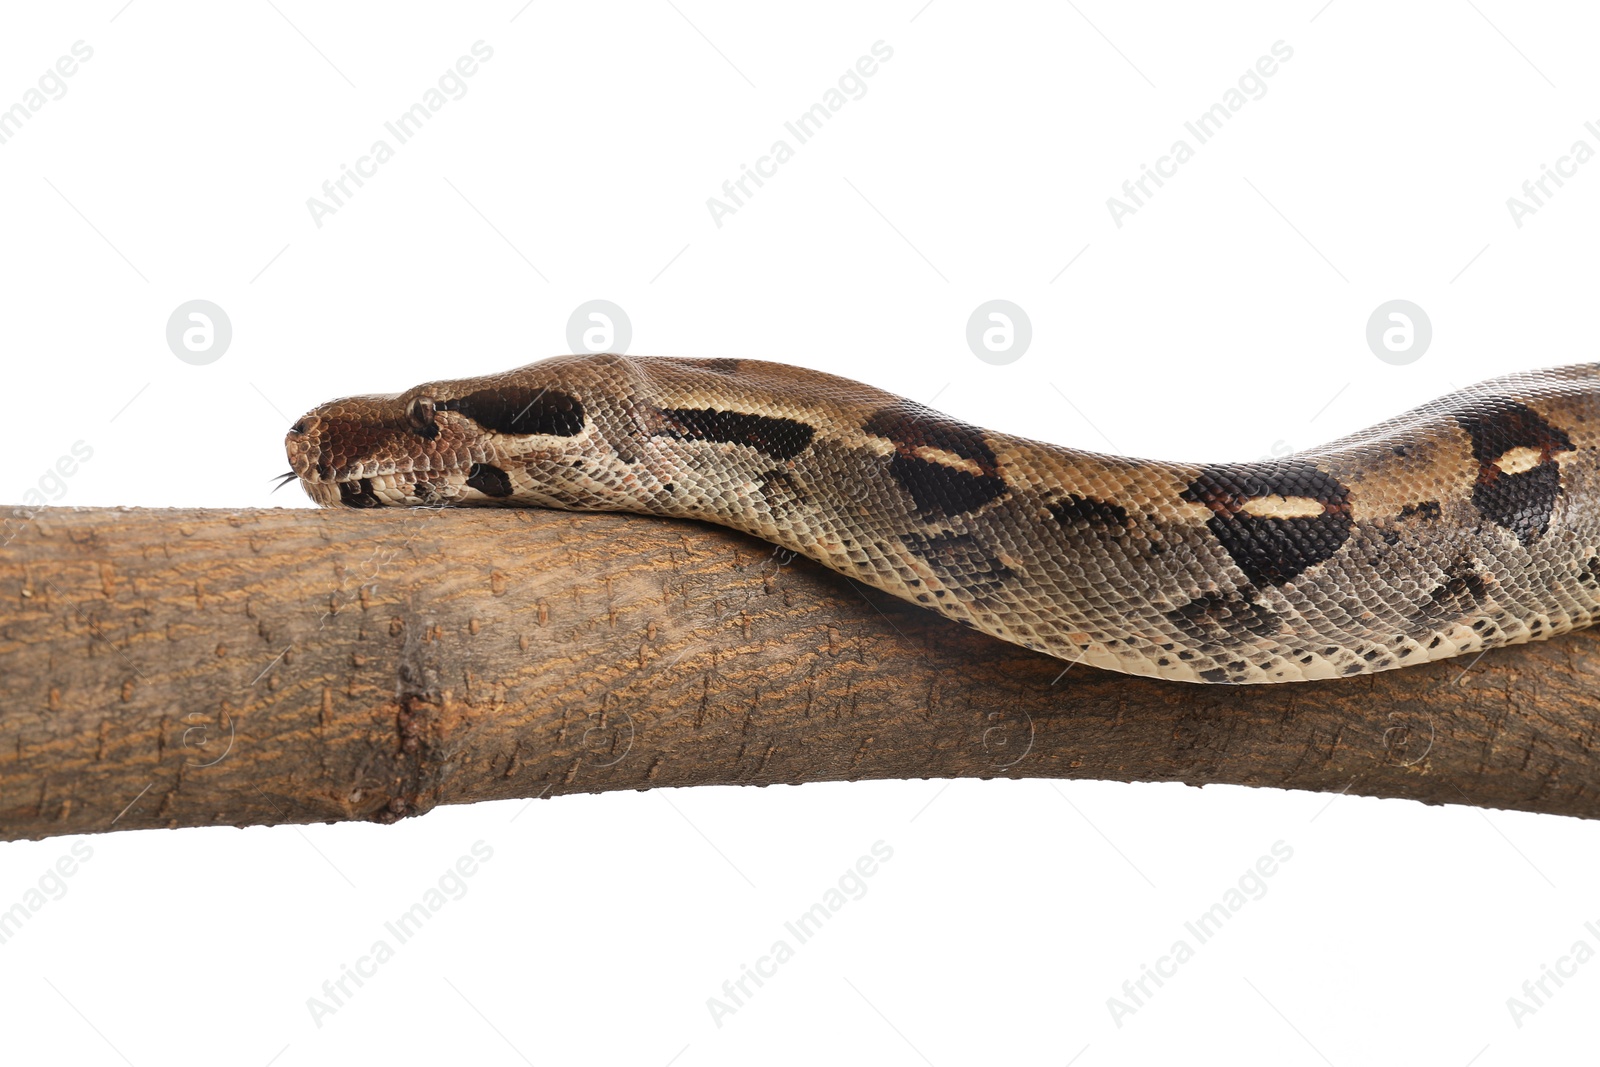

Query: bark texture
[1,505,1597,842]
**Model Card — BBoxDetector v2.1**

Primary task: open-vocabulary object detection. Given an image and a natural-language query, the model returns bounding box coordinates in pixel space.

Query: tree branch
[1,505,1595,841]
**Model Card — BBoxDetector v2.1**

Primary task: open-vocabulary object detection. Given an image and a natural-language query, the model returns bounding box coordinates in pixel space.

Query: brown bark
[0,504,1596,842]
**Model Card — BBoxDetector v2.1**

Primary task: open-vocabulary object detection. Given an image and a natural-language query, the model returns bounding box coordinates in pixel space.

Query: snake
[283,355,1600,684]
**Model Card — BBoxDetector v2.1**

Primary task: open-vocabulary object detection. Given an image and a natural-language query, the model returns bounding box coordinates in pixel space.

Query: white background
[2,1,1599,1063]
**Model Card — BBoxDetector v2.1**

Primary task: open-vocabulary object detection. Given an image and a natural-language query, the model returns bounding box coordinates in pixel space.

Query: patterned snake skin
[285,355,1600,684]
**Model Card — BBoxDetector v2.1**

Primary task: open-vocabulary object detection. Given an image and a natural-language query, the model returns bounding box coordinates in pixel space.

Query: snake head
[285,358,599,509]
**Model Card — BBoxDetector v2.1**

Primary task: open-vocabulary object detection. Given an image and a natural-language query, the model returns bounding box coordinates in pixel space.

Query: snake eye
[407,396,439,438]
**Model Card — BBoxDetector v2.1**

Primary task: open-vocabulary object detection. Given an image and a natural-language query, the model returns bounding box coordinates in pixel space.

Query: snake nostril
[289,420,308,435]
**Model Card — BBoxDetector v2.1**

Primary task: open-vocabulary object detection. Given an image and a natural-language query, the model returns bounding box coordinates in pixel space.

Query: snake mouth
[292,467,472,509]
[285,450,436,506]
[339,478,383,508]
[284,404,519,507]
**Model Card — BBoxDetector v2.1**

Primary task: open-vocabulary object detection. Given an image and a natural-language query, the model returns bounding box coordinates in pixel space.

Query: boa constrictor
[284,355,1600,684]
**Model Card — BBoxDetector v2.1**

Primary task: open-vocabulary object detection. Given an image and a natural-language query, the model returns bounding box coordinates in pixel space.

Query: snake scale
[285,355,1600,684]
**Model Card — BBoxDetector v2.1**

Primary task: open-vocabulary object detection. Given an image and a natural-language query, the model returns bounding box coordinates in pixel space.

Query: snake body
[286,355,1600,684]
